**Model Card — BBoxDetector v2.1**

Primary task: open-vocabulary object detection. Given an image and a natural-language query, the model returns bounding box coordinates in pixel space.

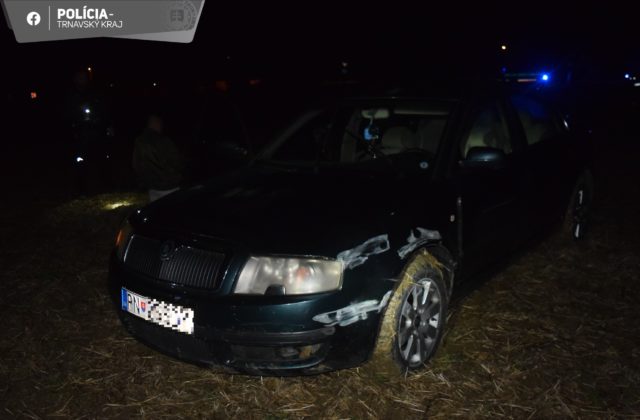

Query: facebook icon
[26,11,41,26]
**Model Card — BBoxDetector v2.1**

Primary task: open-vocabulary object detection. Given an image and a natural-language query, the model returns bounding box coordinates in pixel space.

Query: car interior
[339,107,448,163]
[460,106,512,158]
[511,95,559,146]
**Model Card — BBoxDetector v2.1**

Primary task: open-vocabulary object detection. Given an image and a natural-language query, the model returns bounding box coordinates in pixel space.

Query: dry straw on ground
[1,146,639,418]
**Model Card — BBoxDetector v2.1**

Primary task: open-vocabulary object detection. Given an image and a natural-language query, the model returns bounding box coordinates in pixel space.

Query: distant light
[341,61,349,67]
[214,80,229,92]
[84,107,91,114]
[87,67,92,72]
[541,73,550,82]
[153,82,157,87]
[104,201,132,210]
[76,156,84,163]
[625,73,630,79]
[30,91,37,99]
[500,44,507,51]
[634,82,640,87]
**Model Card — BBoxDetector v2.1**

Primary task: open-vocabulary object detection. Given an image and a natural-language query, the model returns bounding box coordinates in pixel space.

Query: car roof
[321,79,515,103]
[345,75,566,96]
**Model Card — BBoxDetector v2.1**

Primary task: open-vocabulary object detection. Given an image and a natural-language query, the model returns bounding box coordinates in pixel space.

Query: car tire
[370,248,449,376]
[563,170,594,240]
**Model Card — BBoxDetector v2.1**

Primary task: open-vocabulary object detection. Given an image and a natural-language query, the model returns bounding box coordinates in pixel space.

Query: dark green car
[109,85,592,375]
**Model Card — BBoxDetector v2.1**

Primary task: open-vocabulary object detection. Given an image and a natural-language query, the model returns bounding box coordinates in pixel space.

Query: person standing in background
[132,114,185,202]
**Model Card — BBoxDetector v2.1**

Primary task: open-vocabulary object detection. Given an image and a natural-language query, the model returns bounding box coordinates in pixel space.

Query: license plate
[121,288,194,335]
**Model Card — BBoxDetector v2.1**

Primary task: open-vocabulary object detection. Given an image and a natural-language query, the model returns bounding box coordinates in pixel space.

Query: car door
[455,99,526,278]
[507,94,574,236]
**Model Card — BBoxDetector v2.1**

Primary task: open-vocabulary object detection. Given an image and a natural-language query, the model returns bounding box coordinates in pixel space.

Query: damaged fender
[312,290,393,327]
[337,234,390,270]
[397,227,441,259]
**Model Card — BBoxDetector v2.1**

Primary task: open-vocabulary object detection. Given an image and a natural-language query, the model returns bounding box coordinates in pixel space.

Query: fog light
[278,347,299,358]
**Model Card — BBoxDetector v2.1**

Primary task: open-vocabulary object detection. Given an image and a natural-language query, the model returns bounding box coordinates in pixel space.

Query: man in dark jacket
[132,115,185,201]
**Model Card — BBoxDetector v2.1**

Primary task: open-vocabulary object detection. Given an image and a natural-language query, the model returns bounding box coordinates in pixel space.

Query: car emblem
[159,240,177,261]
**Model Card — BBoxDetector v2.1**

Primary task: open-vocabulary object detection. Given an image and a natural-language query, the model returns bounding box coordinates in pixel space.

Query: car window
[511,95,561,146]
[269,111,332,162]
[341,110,448,163]
[460,105,512,158]
[264,101,451,165]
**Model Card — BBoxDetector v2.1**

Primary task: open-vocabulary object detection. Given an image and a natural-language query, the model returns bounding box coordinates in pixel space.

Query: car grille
[124,235,224,289]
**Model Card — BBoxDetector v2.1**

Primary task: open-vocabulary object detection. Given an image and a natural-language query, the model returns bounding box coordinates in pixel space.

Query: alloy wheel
[396,278,442,368]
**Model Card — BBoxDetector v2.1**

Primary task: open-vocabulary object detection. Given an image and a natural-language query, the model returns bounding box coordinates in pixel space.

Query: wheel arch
[398,243,456,298]
[420,244,456,298]
[369,245,452,372]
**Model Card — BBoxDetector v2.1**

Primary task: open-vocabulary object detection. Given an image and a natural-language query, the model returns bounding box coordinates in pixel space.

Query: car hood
[135,164,431,256]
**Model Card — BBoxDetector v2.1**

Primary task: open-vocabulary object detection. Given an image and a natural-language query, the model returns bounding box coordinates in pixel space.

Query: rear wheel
[371,249,449,375]
[564,171,594,240]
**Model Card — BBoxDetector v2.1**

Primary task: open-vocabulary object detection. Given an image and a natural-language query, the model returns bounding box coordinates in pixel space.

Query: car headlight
[234,257,343,295]
[115,219,133,260]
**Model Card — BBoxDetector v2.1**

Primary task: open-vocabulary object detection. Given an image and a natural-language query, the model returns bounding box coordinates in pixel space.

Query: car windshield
[257,99,452,167]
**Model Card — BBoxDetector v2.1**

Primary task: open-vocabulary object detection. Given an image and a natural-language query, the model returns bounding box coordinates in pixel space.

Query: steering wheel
[399,148,434,160]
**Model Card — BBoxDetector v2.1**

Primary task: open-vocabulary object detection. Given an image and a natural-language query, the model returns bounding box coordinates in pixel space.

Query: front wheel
[370,249,449,375]
[394,275,445,368]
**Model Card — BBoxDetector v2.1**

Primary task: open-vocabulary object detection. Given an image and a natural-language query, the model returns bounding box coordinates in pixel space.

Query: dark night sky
[1,2,638,86]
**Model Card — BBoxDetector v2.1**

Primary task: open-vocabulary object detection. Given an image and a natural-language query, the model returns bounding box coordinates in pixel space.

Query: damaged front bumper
[109,256,381,375]
[117,312,346,375]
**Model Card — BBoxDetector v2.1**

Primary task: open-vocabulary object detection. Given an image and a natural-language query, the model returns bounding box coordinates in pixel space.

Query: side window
[511,95,561,146]
[460,105,512,158]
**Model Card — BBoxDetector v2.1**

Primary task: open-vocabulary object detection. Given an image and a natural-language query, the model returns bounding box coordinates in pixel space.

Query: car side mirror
[460,147,507,170]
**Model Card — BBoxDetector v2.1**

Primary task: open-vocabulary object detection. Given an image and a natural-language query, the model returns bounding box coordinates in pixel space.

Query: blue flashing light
[540,73,550,82]
[625,73,630,79]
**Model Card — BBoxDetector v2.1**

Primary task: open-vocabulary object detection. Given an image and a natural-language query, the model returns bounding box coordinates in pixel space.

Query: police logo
[159,240,177,261]
[167,1,197,31]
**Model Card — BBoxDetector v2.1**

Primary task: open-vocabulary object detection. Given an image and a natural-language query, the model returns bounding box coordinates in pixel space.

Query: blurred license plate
[121,288,194,335]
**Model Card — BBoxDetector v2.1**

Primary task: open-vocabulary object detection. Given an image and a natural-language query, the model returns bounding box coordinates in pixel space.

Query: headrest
[381,126,417,154]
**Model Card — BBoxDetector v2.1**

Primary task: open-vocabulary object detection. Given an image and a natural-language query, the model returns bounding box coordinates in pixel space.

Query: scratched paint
[397,227,441,259]
[312,290,393,327]
[337,234,390,270]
